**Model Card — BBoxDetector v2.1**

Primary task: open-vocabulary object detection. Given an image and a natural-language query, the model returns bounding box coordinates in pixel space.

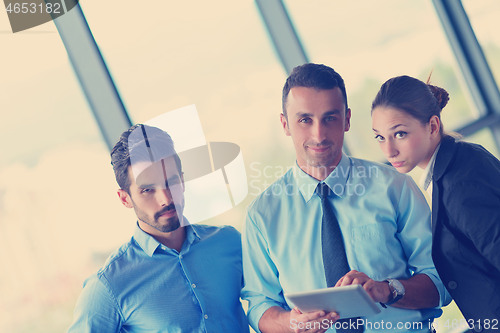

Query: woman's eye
[374,135,384,142]
[395,131,407,139]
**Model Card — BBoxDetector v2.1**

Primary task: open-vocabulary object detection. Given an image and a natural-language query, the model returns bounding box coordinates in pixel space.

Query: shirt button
[204,314,208,320]
[191,283,196,288]
[448,281,457,289]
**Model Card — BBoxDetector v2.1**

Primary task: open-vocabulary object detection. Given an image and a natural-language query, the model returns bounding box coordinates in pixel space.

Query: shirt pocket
[351,224,383,241]
[350,224,403,280]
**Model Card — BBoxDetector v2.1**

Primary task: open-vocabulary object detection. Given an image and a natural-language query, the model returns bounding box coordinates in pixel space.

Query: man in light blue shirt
[241,63,450,333]
[68,124,248,332]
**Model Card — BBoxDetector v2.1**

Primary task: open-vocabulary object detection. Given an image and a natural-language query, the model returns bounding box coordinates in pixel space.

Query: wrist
[381,279,405,307]
[383,280,393,304]
[259,306,291,333]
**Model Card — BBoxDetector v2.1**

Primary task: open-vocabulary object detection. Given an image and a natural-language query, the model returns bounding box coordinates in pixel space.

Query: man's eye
[374,135,384,142]
[395,131,407,139]
[299,118,311,123]
[141,188,153,194]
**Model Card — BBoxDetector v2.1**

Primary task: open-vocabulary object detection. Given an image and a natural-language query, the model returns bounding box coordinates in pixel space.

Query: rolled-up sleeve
[241,209,289,333]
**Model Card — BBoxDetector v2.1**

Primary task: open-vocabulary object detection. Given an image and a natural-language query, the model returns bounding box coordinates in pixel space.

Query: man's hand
[335,270,391,303]
[289,307,339,333]
[259,306,339,333]
[335,271,440,309]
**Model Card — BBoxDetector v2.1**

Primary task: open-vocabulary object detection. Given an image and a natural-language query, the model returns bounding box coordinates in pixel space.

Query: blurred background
[1,1,499,332]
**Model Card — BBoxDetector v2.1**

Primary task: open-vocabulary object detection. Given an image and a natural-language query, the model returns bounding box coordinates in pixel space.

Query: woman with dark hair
[371,75,500,331]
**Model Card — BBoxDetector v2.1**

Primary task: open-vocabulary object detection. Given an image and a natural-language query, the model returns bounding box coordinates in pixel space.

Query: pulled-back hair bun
[372,75,448,135]
[427,84,449,111]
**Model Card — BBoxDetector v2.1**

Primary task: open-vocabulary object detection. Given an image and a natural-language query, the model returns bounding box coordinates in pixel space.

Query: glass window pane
[463,0,500,86]
[78,1,292,227]
[284,0,479,162]
[467,128,500,158]
[0,11,133,333]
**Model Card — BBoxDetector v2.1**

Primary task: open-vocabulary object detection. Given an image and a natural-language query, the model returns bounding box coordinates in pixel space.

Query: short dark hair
[110,124,182,192]
[371,75,449,134]
[282,63,349,116]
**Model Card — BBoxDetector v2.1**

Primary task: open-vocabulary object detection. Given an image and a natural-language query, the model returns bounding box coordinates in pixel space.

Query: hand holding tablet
[285,285,381,319]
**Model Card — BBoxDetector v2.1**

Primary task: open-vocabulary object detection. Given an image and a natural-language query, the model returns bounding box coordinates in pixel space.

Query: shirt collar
[293,153,351,202]
[420,144,441,191]
[133,220,201,257]
[184,223,202,251]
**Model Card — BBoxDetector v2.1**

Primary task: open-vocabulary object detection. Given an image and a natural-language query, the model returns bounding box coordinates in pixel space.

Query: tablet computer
[285,285,381,319]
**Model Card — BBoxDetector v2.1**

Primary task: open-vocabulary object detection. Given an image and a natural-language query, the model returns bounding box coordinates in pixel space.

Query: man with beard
[68,124,248,332]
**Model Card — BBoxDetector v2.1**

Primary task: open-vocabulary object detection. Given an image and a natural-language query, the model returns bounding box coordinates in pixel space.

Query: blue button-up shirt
[68,223,249,333]
[242,154,450,333]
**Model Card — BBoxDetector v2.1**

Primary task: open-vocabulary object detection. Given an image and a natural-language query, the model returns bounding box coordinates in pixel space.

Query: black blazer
[431,135,500,332]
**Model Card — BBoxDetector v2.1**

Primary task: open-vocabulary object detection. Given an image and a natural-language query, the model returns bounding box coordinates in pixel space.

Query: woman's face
[372,106,435,173]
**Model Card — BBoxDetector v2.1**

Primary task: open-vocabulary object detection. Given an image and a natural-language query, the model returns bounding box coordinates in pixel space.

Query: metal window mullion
[52,3,132,150]
[433,0,500,149]
[255,0,308,75]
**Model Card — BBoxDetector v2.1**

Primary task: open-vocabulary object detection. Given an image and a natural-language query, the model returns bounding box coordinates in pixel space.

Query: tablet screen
[285,285,381,319]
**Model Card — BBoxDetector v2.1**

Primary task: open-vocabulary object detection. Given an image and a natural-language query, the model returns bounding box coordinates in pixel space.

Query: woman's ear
[429,115,441,137]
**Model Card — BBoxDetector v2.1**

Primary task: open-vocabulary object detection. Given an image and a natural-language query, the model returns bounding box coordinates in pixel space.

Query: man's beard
[135,203,181,233]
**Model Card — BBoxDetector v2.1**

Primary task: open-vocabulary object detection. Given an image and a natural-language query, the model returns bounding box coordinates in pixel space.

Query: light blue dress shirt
[68,223,249,333]
[242,154,450,333]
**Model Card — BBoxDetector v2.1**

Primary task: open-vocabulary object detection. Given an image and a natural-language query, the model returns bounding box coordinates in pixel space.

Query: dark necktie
[317,182,363,333]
